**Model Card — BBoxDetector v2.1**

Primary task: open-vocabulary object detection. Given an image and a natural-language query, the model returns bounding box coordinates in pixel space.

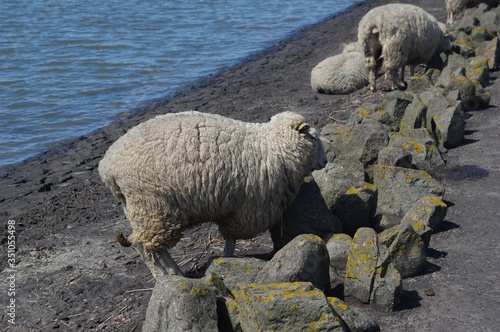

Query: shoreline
[0,1,358,173]
[4,0,499,331]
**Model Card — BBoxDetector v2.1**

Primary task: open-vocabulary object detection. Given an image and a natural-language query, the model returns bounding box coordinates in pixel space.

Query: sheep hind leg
[223,238,236,257]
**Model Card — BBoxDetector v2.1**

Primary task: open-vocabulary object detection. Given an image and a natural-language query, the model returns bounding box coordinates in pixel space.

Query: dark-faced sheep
[98,111,327,276]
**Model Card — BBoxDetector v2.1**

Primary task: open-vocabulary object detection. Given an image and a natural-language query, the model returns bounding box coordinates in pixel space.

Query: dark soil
[1,0,499,331]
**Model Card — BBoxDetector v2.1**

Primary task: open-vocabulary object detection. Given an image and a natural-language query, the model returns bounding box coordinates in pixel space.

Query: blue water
[0,0,357,168]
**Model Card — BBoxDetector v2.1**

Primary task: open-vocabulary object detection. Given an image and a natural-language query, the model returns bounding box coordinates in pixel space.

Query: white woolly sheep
[446,0,499,24]
[342,41,362,54]
[358,4,452,91]
[311,52,369,94]
[98,111,327,276]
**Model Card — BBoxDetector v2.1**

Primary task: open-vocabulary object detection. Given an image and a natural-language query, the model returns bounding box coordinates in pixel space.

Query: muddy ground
[1,0,499,331]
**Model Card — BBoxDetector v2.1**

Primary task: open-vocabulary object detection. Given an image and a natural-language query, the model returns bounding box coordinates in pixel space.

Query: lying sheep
[311,52,369,94]
[446,0,499,24]
[358,4,452,91]
[99,111,327,276]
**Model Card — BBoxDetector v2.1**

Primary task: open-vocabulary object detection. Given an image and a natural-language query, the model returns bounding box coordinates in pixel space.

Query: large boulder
[271,179,342,251]
[231,282,347,331]
[204,257,267,291]
[373,165,445,216]
[378,223,427,278]
[143,275,218,332]
[331,182,378,237]
[344,228,403,312]
[256,234,331,291]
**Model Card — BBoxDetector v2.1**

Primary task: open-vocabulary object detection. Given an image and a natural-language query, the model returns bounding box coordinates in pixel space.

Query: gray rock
[256,234,331,291]
[452,36,475,57]
[217,297,242,332]
[444,75,476,106]
[231,282,347,331]
[469,26,488,46]
[399,95,427,134]
[204,257,267,290]
[479,10,500,29]
[400,196,448,231]
[344,228,379,304]
[373,165,445,216]
[377,146,413,169]
[344,227,403,312]
[378,223,427,278]
[331,182,378,237]
[370,262,402,312]
[271,179,342,251]
[143,275,218,332]
[466,56,490,87]
[321,123,389,181]
[475,37,500,69]
[326,233,353,274]
[385,130,446,174]
[313,160,365,210]
[328,297,381,332]
[378,92,414,131]
[431,103,465,149]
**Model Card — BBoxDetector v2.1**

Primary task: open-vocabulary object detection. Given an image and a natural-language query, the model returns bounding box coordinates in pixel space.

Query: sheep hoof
[116,232,132,247]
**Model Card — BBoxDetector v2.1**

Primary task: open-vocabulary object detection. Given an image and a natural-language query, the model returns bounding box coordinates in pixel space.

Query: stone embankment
[142,4,499,331]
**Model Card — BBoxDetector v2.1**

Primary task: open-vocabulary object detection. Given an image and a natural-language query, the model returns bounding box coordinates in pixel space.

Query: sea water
[0,0,358,168]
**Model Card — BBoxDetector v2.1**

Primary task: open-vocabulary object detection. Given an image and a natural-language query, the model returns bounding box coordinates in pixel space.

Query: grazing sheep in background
[358,4,452,91]
[445,0,499,24]
[99,111,328,276]
[311,52,369,94]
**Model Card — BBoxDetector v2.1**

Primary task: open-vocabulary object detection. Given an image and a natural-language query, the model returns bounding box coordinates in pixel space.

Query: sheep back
[311,52,369,94]
[98,111,319,250]
[358,4,449,89]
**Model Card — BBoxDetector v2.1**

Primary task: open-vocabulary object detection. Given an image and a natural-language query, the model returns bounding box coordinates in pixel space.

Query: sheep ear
[296,123,310,133]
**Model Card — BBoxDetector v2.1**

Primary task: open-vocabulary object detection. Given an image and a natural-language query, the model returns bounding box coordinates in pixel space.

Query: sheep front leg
[155,249,185,276]
[223,238,236,257]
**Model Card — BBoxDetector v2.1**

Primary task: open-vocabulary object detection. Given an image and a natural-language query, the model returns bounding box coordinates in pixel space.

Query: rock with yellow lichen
[271,178,342,251]
[376,145,413,169]
[398,94,427,133]
[313,159,365,210]
[381,130,446,174]
[143,275,219,332]
[331,182,378,236]
[400,196,448,231]
[231,282,347,332]
[204,257,268,291]
[475,37,500,69]
[256,234,331,291]
[373,165,445,217]
[318,123,389,182]
[326,233,353,274]
[431,103,466,149]
[377,223,427,278]
[347,92,413,132]
[328,297,380,332]
[344,227,403,311]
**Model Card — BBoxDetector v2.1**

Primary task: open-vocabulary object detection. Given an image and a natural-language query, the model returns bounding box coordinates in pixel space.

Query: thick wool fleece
[358,4,450,90]
[99,111,323,252]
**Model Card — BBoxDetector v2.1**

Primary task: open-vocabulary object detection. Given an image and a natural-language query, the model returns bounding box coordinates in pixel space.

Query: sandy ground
[0,0,499,331]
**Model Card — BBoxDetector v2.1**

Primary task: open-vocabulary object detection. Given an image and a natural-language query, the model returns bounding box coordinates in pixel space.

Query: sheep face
[304,127,327,171]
